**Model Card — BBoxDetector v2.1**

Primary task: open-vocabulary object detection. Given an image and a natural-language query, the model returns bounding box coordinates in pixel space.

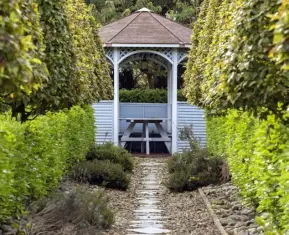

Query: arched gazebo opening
[94,7,206,154]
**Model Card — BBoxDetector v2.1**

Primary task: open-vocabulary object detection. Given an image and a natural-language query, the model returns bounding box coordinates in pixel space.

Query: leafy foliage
[87,0,202,26]
[183,0,210,106]
[167,127,223,191]
[206,110,289,234]
[0,0,48,120]
[64,0,112,104]
[270,0,289,73]
[117,88,186,103]
[86,142,134,172]
[72,160,130,190]
[0,106,95,223]
[1,0,112,121]
[185,0,289,118]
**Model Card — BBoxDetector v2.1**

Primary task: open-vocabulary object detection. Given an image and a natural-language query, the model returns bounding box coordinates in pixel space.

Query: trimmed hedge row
[119,89,187,103]
[1,0,112,122]
[0,106,95,223]
[184,0,289,117]
[206,110,289,234]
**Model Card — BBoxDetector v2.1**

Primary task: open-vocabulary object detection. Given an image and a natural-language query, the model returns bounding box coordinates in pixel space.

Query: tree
[0,0,48,120]
[184,0,289,119]
[87,0,203,26]
[0,0,112,122]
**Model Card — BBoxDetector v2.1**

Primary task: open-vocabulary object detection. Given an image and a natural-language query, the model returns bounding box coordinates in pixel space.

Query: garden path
[103,157,220,235]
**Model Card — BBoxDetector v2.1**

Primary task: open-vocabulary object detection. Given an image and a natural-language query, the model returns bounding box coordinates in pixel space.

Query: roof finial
[136,8,152,12]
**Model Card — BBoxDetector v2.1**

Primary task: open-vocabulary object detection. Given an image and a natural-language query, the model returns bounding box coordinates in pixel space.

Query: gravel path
[101,157,220,235]
[202,183,263,235]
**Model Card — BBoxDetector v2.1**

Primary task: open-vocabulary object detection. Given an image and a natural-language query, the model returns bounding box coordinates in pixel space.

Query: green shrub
[86,143,134,172]
[118,89,187,103]
[72,160,130,190]
[1,0,112,122]
[184,0,289,117]
[167,129,222,191]
[0,105,95,223]
[0,0,47,100]
[25,186,113,234]
[206,110,289,234]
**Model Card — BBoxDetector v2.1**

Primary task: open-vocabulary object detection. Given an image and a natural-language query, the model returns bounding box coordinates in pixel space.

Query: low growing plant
[167,127,223,191]
[86,143,134,172]
[24,186,113,234]
[72,160,130,190]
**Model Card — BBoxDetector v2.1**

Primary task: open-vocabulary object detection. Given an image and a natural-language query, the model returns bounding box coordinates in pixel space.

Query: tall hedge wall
[184,0,289,117]
[1,0,112,121]
[0,106,95,223]
[0,0,48,102]
[206,111,289,234]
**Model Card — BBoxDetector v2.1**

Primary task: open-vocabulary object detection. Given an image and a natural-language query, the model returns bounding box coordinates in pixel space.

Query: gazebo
[94,8,206,154]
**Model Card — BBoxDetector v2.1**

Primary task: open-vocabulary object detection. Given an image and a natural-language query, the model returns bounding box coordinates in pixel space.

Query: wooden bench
[119,118,171,155]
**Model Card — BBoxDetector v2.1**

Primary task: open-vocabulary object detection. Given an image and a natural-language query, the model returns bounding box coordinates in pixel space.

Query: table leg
[141,122,145,153]
[155,122,172,154]
[145,121,150,155]
[120,122,136,147]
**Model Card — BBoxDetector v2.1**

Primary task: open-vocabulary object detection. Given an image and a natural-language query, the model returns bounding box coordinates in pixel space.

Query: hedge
[118,89,187,103]
[184,0,289,117]
[0,105,95,223]
[0,0,47,101]
[1,0,112,122]
[206,110,289,234]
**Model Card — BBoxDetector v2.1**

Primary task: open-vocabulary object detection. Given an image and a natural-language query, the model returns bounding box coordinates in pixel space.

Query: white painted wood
[119,118,171,155]
[120,118,168,121]
[167,69,172,133]
[121,137,170,142]
[113,48,120,146]
[104,44,191,48]
[145,121,150,155]
[178,55,188,64]
[171,49,178,154]
[121,122,136,147]
[155,123,171,153]
[141,122,145,153]
[118,50,173,65]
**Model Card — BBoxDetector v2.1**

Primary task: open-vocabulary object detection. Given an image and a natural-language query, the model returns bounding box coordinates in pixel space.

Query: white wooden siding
[92,101,113,144]
[93,101,206,153]
[177,102,206,152]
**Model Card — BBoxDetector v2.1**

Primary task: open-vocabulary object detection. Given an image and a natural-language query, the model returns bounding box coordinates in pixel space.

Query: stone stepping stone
[127,159,170,235]
[135,215,169,220]
[138,199,161,204]
[129,223,164,228]
[127,227,171,234]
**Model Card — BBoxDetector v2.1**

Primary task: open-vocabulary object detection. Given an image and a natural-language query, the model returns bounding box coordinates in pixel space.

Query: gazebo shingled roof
[99,8,192,45]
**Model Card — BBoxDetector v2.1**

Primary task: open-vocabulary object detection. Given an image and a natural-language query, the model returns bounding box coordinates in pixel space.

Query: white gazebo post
[113,48,120,146]
[167,69,172,134]
[171,49,178,154]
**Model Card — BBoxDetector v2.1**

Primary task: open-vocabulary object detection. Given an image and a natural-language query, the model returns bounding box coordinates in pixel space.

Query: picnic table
[120,118,171,155]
